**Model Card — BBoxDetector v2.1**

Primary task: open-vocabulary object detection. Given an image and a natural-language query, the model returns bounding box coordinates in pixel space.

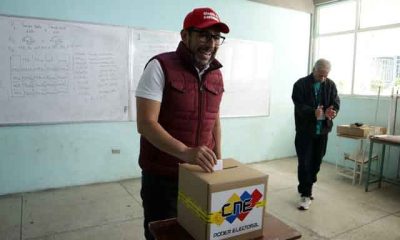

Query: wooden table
[149,212,301,240]
[365,135,400,191]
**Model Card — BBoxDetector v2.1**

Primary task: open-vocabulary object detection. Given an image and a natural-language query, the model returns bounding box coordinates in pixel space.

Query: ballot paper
[213,159,223,171]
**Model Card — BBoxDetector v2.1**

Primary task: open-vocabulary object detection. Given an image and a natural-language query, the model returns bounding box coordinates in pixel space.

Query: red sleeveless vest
[138,42,224,178]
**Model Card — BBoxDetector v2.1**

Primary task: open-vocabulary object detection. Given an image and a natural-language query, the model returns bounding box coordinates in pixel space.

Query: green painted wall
[5,0,396,195]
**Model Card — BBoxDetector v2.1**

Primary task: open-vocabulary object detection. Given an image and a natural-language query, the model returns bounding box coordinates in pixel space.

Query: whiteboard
[218,38,273,117]
[0,15,129,124]
[129,29,272,119]
[129,29,180,120]
[0,15,272,124]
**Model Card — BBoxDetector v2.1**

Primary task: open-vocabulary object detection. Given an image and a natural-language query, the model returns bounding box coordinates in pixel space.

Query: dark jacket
[139,41,224,178]
[292,73,340,135]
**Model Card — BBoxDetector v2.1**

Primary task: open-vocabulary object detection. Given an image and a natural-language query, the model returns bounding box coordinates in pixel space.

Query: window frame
[312,0,400,96]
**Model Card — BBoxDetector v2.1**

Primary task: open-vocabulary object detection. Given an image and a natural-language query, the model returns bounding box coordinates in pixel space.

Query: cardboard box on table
[369,126,387,135]
[337,125,387,138]
[178,158,268,240]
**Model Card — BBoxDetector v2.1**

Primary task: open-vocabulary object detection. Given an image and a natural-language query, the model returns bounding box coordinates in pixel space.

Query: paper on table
[213,159,223,171]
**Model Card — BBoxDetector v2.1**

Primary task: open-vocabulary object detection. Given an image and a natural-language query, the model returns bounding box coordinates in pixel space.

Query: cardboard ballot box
[337,125,387,138]
[178,159,268,240]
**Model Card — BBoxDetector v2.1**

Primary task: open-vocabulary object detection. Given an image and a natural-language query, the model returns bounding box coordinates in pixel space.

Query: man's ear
[181,29,189,42]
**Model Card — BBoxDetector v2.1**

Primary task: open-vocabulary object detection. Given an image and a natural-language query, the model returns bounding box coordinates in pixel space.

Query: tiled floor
[1,158,400,240]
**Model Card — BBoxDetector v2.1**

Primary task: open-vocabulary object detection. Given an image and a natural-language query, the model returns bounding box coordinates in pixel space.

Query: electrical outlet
[111,149,120,154]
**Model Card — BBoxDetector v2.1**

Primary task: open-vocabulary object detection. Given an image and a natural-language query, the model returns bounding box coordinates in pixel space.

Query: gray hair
[313,58,331,71]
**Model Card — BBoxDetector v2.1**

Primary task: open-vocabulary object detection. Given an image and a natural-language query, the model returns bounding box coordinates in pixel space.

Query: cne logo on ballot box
[178,159,268,240]
[220,188,263,222]
[209,185,265,239]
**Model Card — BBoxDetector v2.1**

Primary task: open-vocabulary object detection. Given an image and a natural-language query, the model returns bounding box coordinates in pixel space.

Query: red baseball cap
[183,7,230,33]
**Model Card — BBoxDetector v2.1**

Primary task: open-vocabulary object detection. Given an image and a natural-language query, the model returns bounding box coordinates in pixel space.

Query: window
[354,28,400,95]
[314,0,400,96]
[360,0,400,28]
[314,34,354,94]
[317,1,356,34]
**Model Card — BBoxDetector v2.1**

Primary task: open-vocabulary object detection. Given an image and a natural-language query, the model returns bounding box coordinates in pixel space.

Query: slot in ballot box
[178,159,268,240]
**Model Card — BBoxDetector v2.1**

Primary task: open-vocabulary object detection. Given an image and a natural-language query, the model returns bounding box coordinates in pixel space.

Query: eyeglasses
[190,29,225,45]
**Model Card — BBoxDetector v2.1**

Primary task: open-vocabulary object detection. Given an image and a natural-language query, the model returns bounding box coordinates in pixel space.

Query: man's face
[182,27,223,69]
[313,67,330,82]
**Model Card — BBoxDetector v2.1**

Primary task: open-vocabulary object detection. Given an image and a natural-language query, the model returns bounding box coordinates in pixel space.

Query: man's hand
[325,105,337,120]
[315,105,324,120]
[181,146,217,173]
